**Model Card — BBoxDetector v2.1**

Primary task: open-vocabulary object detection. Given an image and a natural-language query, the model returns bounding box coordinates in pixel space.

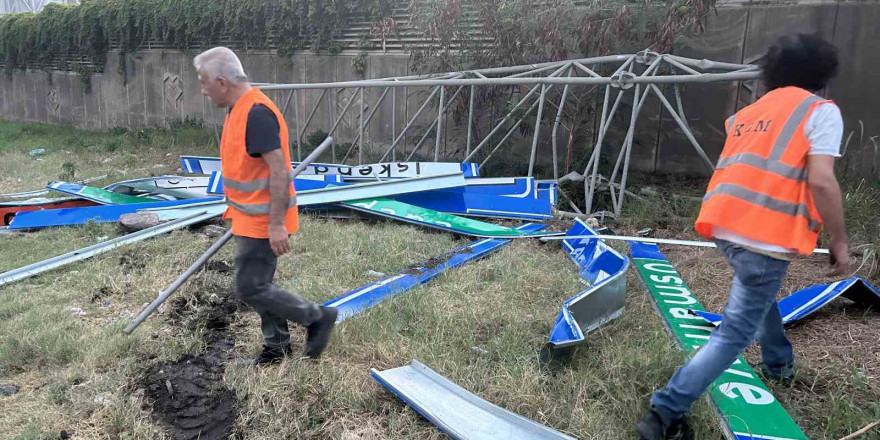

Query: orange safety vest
[695,86,831,255]
[220,88,299,239]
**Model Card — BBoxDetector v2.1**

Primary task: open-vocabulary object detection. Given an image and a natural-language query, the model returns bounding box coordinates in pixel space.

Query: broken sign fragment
[325,223,547,321]
[542,218,628,365]
[371,359,577,440]
[691,277,880,326]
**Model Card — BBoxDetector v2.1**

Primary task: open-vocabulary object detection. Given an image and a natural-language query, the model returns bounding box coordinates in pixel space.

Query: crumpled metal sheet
[371,359,577,440]
[541,219,628,365]
[690,277,880,327]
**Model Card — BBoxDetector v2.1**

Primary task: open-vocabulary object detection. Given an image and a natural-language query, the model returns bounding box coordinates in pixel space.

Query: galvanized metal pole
[434,86,445,162]
[391,86,397,162]
[406,86,465,161]
[341,87,393,163]
[584,85,612,214]
[466,85,475,158]
[649,84,715,174]
[463,63,570,163]
[550,67,573,181]
[359,87,365,164]
[377,86,442,162]
[527,84,548,177]
[298,88,328,150]
[293,90,302,161]
[124,230,233,334]
[480,95,547,168]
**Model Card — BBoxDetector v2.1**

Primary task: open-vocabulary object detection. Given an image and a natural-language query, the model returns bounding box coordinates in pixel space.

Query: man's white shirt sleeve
[804,102,843,157]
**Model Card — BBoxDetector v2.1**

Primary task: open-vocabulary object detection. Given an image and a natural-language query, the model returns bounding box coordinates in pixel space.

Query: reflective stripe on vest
[226,196,298,215]
[715,95,823,181]
[703,183,820,231]
[222,170,298,193]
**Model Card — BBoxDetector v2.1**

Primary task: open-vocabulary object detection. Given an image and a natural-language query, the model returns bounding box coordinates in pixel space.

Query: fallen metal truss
[254,51,760,216]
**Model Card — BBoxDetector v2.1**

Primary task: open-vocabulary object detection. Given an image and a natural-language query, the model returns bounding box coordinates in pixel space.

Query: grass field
[0,121,878,440]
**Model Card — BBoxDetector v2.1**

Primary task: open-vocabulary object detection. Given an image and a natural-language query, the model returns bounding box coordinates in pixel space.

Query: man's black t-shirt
[229,103,282,158]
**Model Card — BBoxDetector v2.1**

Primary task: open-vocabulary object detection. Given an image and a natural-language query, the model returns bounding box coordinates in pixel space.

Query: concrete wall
[1,2,878,179]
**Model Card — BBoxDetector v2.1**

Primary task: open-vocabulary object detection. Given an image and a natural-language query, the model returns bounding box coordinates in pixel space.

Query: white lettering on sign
[437,221,452,228]
[405,214,425,222]
[380,208,396,215]
[724,368,754,379]
[656,287,697,305]
[685,333,711,340]
[650,274,683,284]
[718,382,775,405]
[642,263,678,274]
[353,201,378,210]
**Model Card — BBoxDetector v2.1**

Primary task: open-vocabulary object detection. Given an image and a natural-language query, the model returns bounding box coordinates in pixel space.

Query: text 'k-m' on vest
[695,86,831,255]
[220,88,299,239]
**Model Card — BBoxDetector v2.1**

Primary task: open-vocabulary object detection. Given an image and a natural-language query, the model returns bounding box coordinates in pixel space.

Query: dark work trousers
[234,235,322,350]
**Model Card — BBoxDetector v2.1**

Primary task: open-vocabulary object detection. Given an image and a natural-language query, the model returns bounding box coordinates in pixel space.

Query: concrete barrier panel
[30,71,48,124]
[84,74,103,129]
[142,51,166,126]
[126,54,147,127]
[829,3,880,179]
[102,52,128,129]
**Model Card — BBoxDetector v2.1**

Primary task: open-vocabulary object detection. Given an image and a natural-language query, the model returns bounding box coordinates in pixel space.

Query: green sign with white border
[630,241,808,440]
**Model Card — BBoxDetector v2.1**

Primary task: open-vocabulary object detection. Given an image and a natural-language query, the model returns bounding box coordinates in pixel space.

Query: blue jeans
[651,239,794,422]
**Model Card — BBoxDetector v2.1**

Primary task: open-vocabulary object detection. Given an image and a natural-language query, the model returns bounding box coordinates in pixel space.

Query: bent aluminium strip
[630,241,808,440]
[324,223,546,321]
[542,219,628,364]
[371,359,577,440]
[691,276,880,327]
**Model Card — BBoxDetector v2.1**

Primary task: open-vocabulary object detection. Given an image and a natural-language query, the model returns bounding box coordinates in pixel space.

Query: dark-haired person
[636,33,849,439]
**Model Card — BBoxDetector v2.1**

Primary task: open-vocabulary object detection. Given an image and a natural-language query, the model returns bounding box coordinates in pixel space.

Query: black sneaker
[760,363,796,385]
[249,344,292,366]
[304,307,338,358]
[636,408,693,440]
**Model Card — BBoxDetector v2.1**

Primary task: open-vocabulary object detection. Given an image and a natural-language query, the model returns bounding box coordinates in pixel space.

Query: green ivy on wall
[0,0,396,90]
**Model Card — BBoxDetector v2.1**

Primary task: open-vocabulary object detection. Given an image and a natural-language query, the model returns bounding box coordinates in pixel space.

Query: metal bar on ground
[0,211,215,288]
[123,230,233,334]
[539,234,830,254]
